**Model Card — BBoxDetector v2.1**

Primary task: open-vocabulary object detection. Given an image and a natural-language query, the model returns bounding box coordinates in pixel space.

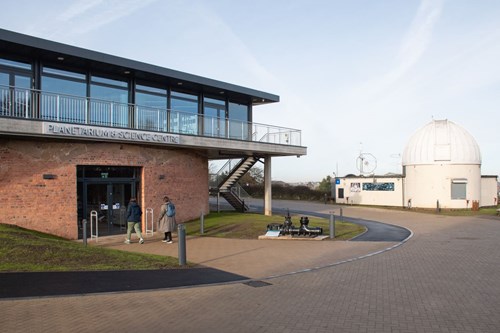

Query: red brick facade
[0,138,208,239]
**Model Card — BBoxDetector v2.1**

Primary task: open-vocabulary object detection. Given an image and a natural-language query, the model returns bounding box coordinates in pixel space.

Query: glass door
[82,182,134,237]
[203,97,226,137]
[77,166,141,239]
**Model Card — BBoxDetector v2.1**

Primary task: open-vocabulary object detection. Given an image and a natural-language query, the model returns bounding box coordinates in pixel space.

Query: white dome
[402,119,481,166]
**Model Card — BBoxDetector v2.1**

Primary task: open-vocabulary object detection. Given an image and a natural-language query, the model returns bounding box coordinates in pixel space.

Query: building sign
[43,122,180,144]
[362,182,395,191]
[350,182,361,192]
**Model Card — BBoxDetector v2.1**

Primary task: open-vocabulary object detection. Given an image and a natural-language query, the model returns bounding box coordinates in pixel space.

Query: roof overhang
[0,28,279,106]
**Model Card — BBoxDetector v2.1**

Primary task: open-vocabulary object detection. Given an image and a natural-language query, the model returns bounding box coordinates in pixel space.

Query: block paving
[1,201,500,332]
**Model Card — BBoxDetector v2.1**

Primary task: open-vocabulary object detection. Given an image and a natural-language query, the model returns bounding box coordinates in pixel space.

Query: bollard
[178,223,187,266]
[340,207,343,222]
[82,219,87,246]
[329,212,335,239]
[200,212,204,234]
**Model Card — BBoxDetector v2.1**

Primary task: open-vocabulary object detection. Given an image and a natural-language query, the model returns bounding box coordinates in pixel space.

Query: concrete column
[264,156,272,216]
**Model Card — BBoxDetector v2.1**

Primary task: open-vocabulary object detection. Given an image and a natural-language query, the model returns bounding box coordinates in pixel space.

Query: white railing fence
[0,85,301,146]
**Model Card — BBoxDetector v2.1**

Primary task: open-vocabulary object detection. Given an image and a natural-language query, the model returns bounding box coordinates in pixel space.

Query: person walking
[158,196,176,243]
[125,197,144,244]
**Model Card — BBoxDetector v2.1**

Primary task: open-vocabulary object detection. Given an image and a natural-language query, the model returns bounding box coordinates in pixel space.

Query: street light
[331,172,337,201]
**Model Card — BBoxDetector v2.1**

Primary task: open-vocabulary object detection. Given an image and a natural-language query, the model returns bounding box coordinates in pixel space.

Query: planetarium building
[335,119,497,209]
[0,29,307,239]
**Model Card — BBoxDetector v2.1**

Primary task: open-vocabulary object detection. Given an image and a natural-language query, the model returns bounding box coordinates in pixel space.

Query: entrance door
[84,182,133,236]
[77,166,141,239]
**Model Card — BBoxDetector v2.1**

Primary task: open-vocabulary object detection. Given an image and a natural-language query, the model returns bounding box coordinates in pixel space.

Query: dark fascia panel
[0,28,279,104]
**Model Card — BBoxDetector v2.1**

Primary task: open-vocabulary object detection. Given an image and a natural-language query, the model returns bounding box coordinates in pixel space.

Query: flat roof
[0,28,279,105]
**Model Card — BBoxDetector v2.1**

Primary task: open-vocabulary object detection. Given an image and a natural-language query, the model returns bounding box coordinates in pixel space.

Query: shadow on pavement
[0,267,248,299]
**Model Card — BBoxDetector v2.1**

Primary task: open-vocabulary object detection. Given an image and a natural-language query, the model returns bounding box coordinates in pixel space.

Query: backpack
[166,202,176,217]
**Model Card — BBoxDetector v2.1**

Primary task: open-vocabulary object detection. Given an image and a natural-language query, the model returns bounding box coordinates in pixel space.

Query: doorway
[77,166,141,239]
[203,97,226,138]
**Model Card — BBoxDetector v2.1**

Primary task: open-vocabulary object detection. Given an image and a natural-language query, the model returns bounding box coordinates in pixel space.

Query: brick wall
[0,138,208,239]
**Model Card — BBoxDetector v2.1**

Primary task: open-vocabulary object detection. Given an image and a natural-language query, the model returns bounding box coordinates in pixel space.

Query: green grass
[184,212,365,240]
[337,203,500,217]
[0,223,180,272]
[0,213,364,272]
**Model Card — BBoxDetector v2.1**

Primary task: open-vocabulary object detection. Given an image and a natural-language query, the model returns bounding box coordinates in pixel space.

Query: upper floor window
[228,101,249,140]
[90,75,129,127]
[203,97,226,137]
[40,66,87,123]
[0,58,32,70]
[135,84,167,132]
[171,91,198,134]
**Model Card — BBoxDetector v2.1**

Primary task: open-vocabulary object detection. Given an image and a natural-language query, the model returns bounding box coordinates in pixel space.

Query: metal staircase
[210,157,258,212]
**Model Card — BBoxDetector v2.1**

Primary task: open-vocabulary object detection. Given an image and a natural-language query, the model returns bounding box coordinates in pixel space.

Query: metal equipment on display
[267,212,323,237]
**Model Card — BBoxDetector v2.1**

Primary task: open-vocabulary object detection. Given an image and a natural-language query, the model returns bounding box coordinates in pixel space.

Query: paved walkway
[1,201,500,332]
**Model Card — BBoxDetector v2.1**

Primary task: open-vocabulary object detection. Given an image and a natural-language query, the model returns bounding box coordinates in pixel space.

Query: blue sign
[335,179,340,185]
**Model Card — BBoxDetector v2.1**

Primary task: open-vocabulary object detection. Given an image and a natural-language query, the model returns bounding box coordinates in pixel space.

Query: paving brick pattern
[1,203,500,332]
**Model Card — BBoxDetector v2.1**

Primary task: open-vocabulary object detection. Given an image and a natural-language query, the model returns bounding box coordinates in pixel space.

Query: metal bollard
[200,212,204,234]
[178,224,186,266]
[340,207,343,222]
[82,219,87,246]
[329,212,335,239]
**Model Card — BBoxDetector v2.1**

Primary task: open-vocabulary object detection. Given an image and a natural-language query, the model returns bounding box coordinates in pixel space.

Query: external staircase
[210,157,258,212]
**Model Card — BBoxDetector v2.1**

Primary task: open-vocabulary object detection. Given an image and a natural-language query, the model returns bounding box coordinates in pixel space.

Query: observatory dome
[402,119,481,166]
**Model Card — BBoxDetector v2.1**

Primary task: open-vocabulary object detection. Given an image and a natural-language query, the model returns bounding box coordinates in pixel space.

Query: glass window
[171,91,198,134]
[0,58,32,70]
[228,101,249,140]
[171,91,198,113]
[43,67,85,80]
[42,76,86,96]
[91,76,128,88]
[41,67,87,123]
[0,73,10,116]
[135,91,167,109]
[0,72,7,86]
[136,84,166,95]
[90,76,129,127]
[0,74,32,118]
[135,91,167,132]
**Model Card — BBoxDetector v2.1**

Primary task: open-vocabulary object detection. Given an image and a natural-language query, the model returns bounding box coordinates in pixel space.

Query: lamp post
[331,172,337,202]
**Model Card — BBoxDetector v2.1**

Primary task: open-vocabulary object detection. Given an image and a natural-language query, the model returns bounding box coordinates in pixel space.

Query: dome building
[402,119,482,209]
[334,119,497,209]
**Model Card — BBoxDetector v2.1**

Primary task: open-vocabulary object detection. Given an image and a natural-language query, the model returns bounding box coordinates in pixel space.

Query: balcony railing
[0,85,301,146]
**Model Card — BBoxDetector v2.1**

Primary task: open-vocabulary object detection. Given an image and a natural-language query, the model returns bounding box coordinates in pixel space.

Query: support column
[264,156,272,216]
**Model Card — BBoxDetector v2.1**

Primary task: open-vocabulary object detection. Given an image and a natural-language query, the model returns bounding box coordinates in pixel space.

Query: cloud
[395,0,443,78]
[26,0,158,39]
[341,0,444,105]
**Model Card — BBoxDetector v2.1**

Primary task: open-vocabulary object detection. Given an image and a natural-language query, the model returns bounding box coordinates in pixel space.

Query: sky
[2,0,499,182]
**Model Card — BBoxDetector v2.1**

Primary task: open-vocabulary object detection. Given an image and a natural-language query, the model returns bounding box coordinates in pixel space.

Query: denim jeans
[126,222,143,240]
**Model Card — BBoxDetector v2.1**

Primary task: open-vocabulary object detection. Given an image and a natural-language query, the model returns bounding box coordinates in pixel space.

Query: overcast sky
[2,0,499,182]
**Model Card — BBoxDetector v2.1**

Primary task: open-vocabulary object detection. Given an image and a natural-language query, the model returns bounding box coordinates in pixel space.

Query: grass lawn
[0,223,179,272]
[0,212,364,273]
[184,212,365,240]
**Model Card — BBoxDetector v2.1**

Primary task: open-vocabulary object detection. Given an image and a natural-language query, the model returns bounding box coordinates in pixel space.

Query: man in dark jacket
[125,198,144,244]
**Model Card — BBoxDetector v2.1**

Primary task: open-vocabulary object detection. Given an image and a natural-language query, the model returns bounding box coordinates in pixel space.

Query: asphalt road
[241,199,412,242]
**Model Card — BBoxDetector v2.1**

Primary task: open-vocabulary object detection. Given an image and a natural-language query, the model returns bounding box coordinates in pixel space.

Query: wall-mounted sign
[43,122,180,145]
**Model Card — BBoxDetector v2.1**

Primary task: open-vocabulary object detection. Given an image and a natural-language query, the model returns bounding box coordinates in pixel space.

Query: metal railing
[0,85,301,146]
